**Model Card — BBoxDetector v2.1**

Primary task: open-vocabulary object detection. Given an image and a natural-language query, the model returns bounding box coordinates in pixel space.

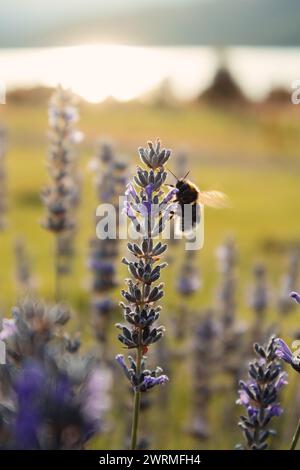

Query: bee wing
[198,191,229,208]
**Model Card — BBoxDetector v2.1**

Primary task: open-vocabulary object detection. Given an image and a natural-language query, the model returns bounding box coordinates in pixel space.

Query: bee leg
[169,210,175,220]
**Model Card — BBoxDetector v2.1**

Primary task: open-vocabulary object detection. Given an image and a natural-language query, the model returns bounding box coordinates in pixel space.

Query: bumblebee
[169,171,228,231]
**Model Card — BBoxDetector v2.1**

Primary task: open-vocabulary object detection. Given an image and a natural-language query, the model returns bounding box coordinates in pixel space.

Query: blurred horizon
[1,45,300,104]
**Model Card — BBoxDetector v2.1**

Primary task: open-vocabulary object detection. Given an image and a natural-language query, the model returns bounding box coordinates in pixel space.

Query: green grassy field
[0,99,300,449]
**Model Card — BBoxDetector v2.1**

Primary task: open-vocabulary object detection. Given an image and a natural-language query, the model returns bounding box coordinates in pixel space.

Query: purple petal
[140,374,168,391]
[125,183,139,202]
[0,318,17,340]
[123,201,136,220]
[290,291,300,304]
[276,372,288,390]
[247,406,259,418]
[115,354,128,373]
[268,404,283,418]
[274,338,293,364]
[236,389,250,407]
[161,188,178,206]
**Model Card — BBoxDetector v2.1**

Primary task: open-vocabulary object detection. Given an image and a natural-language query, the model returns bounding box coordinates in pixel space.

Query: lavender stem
[54,236,61,303]
[131,344,142,450]
[290,417,300,450]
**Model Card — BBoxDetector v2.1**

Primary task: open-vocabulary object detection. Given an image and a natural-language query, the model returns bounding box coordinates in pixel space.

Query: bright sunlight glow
[1,44,300,102]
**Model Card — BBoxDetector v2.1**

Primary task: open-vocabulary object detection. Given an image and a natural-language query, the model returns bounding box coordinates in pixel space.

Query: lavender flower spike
[236,336,287,450]
[117,139,173,450]
[42,86,82,301]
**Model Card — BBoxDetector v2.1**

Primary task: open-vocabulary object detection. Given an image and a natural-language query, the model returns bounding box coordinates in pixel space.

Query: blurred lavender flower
[177,250,201,296]
[278,251,299,315]
[1,298,71,361]
[0,299,112,449]
[14,238,36,293]
[173,250,201,340]
[189,311,220,440]
[248,264,269,314]
[89,141,127,349]
[0,318,16,341]
[237,337,287,450]
[41,85,82,301]
[215,237,244,380]
[90,140,127,204]
[116,139,173,449]
[12,359,109,449]
[215,236,237,329]
[248,264,270,344]
[290,291,300,305]
[0,127,7,230]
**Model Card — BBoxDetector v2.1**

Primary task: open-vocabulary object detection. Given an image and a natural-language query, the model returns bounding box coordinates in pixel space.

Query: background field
[0,97,300,449]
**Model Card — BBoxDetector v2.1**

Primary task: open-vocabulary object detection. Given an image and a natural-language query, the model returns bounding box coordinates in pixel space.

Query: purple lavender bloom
[274,338,293,364]
[88,259,115,275]
[0,318,17,340]
[176,250,201,297]
[291,291,300,304]
[117,140,172,449]
[177,275,200,296]
[93,298,115,315]
[160,188,178,207]
[236,337,287,450]
[140,374,169,392]
[125,182,140,203]
[277,371,288,390]
[123,200,137,221]
[13,361,45,449]
[275,337,300,373]
[268,404,283,418]
[82,367,112,426]
[115,354,129,375]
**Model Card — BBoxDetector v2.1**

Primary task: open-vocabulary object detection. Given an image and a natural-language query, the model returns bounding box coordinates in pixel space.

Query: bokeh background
[1,0,300,450]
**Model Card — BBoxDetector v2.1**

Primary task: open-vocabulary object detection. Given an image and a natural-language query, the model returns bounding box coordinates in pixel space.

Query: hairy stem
[54,235,61,303]
[290,417,300,450]
[130,343,142,450]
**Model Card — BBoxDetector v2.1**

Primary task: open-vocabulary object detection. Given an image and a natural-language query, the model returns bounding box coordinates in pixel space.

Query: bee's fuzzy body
[171,177,228,231]
[175,179,201,231]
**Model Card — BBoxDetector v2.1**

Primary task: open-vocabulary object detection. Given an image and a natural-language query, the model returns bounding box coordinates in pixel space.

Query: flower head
[290,291,300,304]
[42,86,81,235]
[236,337,287,450]
[0,318,17,341]
[116,140,172,398]
[274,338,300,373]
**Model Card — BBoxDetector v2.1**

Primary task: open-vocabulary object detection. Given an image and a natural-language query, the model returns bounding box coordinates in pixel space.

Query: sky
[1,0,190,17]
[0,0,196,46]
[0,0,298,47]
